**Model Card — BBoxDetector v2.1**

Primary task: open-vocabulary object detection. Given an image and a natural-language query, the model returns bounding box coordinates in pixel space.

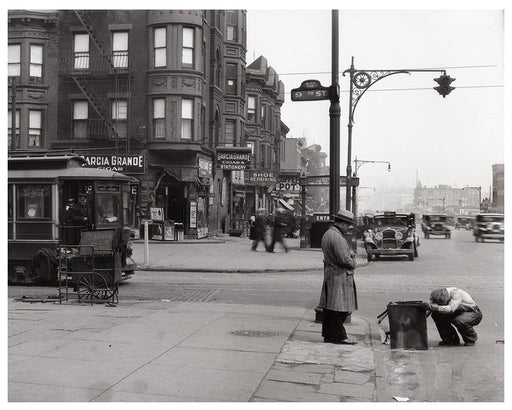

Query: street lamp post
[352,156,391,217]
[342,57,455,214]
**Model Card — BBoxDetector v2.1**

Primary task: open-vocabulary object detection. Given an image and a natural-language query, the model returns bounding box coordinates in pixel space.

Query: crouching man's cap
[333,209,354,224]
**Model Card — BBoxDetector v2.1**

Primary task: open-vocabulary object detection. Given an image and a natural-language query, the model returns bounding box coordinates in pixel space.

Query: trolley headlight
[375,232,383,241]
[395,231,403,240]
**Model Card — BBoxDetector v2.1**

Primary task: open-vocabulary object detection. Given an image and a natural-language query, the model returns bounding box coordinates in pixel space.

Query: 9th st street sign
[291,79,332,101]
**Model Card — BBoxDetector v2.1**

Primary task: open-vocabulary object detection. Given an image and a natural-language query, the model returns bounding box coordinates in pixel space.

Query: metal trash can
[387,301,428,350]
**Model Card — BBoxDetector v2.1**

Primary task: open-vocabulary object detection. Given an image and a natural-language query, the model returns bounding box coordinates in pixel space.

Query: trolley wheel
[76,272,118,303]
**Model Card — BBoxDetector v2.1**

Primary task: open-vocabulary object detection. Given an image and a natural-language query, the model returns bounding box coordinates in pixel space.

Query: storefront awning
[163,167,199,183]
[278,198,294,211]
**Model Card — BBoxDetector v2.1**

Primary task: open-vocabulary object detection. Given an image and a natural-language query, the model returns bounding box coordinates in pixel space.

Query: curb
[135,257,368,273]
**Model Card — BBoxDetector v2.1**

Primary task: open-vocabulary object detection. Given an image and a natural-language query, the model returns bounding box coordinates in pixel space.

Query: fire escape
[58,10,137,153]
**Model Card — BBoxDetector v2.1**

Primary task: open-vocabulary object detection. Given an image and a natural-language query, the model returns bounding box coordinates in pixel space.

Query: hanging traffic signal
[433,75,456,98]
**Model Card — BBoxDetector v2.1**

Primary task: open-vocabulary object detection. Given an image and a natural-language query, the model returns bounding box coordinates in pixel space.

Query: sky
[245,6,505,195]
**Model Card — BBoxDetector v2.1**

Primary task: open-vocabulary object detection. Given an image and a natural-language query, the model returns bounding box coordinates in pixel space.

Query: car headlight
[395,231,403,240]
[375,232,383,240]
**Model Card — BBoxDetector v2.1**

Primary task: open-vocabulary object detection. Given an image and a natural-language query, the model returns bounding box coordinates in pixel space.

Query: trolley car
[8,153,136,291]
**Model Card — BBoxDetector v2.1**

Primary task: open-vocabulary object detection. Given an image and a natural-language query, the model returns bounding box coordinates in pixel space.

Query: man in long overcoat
[318,209,358,344]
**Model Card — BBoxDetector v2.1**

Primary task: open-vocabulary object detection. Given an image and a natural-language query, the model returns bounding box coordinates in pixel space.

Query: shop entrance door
[167,183,186,223]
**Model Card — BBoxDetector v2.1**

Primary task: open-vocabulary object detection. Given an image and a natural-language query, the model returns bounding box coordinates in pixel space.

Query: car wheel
[425,233,429,239]
[414,245,418,257]
[408,253,414,261]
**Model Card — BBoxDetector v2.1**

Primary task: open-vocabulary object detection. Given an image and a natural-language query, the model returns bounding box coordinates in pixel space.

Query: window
[74,33,89,69]
[226,25,236,41]
[73,101,88,139]
[226,63,237,95]
[181,99,193,140]
[8,44,21,77]
[261,104,266,128]
[260,144,265,167]
[225,120,235,147]
[182,27,194,67]
[226,11,237,41]
[247,141,254,166]
[8,110,20,149]
[112,31,128,68]
[153,98,165,139]
[154,27,166,68]
[28,110,42,147]
[112,100,128,139]
[17,185,51,220]
[14,184,53,240]
[29,44,43,80]
[247,96,256,123]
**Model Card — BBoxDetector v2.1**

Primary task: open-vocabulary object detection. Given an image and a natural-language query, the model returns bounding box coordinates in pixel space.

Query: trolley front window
[96,184,122,225]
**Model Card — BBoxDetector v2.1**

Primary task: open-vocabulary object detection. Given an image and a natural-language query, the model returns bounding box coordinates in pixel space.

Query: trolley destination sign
[300,175,359,187]
[291,79,331,102]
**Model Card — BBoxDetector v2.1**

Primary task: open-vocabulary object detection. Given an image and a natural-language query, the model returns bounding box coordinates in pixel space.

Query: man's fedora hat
[333,209,354,224]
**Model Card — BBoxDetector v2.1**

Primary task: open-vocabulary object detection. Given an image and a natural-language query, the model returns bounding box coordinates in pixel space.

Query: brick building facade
[8,9,288,238]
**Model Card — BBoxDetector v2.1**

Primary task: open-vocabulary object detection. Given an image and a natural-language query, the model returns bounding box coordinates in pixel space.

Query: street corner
[252,313,377,402]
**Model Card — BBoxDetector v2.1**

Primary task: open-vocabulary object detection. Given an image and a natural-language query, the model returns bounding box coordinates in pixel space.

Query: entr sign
[216,147,251,170]
[81,154,145,174]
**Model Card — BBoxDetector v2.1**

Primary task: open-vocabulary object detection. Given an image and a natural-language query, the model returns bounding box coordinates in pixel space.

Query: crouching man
[423,287,482,346]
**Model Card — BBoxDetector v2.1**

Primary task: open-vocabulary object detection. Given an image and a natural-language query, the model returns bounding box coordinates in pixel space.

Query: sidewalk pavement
[131,234,366,272]
[9,299,382,402]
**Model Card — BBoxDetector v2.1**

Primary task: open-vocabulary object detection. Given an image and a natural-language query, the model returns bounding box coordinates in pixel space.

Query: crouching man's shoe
[464,341,476,346]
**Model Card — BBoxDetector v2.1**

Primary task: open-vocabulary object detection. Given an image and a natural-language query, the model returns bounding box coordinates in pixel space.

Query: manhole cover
[230,330,278,337]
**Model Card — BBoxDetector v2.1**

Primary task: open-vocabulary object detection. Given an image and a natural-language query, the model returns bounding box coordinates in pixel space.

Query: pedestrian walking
[422,287,482,346]
[318,209,358,345]
[251,208,269,251]
[267,208,289,253]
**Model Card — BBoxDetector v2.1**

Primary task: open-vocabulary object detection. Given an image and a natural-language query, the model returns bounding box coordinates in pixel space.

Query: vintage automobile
[473,213,504,242]
[421,214,451,239]
[363,211,419,261]
[455,216,474,230]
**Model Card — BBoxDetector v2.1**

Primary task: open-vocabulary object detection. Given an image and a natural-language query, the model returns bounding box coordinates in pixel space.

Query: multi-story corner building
[492,164,504,213]
[8,9,287,238]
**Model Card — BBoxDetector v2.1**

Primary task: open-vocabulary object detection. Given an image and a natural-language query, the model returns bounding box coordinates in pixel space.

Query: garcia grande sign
[81,154,145,174]
[216,147,252,170]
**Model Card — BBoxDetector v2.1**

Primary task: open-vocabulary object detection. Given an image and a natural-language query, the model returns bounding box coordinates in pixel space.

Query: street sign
[291,79,331,102]
[300,175,359,187]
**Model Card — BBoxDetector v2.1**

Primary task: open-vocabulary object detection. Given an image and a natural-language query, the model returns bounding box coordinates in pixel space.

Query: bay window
[154,27,166,68]
[181,99,193,140]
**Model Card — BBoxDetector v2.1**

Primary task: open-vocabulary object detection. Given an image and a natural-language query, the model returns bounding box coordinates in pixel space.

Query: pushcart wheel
[76,272,117,303]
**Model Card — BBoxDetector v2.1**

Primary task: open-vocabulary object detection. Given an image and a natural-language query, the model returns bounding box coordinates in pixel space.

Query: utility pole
[329,10,341,217]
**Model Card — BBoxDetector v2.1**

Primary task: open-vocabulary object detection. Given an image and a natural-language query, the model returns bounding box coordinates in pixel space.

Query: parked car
[363,211,419,261]
[455,216,474,230]
[421,214,451,239]
[473,213,504,242]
